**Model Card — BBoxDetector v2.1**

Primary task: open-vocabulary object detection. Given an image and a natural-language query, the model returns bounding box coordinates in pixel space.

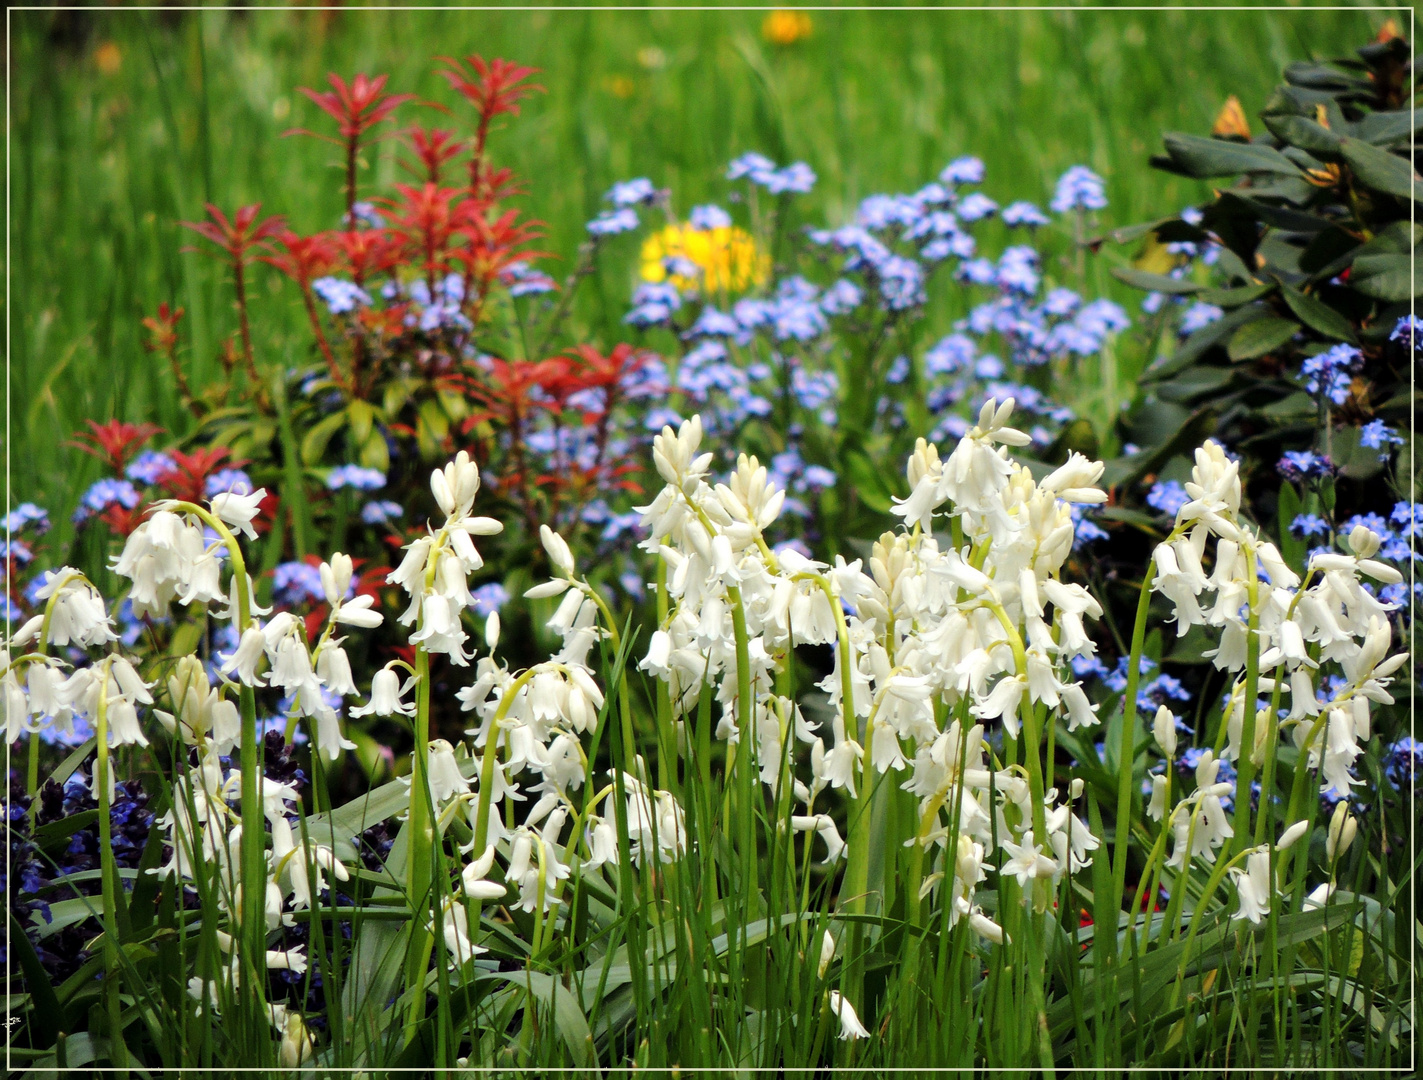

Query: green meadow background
[7,5,1386,540]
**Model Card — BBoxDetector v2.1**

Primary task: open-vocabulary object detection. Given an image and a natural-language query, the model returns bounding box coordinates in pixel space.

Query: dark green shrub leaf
[1112,267,1202,294]
[300,410,347,466]
[1161,132,1302,178]
[1353,109,1419,146]
[1228,316,1299,361]
[1279,284,1355,341]
[346,399,376,446]
[1338,137,1420,201]
[1284,61,1368,92]
[1352,253,1421,302]
[1143,303,1263,380]
[1261,113,1342,157]
[1199,283,1275,307]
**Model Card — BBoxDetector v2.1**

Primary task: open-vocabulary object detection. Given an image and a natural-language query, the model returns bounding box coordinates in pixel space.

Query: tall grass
[9,6,1381,536]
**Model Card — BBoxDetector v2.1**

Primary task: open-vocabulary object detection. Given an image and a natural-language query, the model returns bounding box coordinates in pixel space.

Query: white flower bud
[1276,819,1309,851]
[1153,705,1178,757]
[540,524,575,576]
[1327,802,1357,862]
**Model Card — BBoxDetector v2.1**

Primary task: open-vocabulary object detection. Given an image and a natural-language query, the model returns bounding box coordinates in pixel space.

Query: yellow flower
[94,42,122,76]
[602,74,636,99]
[1211,95,1251,141]
[762,10,812,46]
[640,223,770,294]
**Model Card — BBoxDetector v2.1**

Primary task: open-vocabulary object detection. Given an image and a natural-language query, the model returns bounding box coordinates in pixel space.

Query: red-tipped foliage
[69,420,163,473]
[405,126,465,185]
[156,446,244,506]
[436,55,543,134]
[140,303,184,355]
[449,207,546,296]
[180,203,286,266]
[331,229,399,286]
[293,73,416,144]
[381,183,463,282]
[261,230,338,288]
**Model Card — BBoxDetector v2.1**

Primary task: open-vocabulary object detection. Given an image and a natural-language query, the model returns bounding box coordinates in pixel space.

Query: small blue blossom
[328,466,387,492]
[924,333,976,376]
[727,152,778,181]
[1277,451,1334,483]
[973,354,1005,380]
[686,307,743,340]
[625,281,683,328]
[361,500,403,525]
[1391,501,1423,538]
[312,277,373,315]
[1302,344,1360,406]
[1360,419,1403,458]
[819,278,862,315]
[619,571,645,599]
[956,258,997,286]
[1042,288,1081,318]
[2,502,50,535]
[471,582,510,617]
[501,260,557,297]
[956,193,999,223]
[205,469,254,497]
[1179,302,1223,335]
[1390,315,1422,350]
[939,156,985,185]
[644,406,684,432]
[72,479,140,525]
[1290,514,1330,539]
[272,561,326,607]
[728,153,815,194]
[587,208,640,236]
[689,204,733,230]
[607,178,657,207]
[1050,165,1108,213]
[885,355,911,385]
[1003,201,1050,227]
[1146,480,1190,517]
[876,255,927,310]
[125,450,176,486]
[996,246,1040,294]
[1385,736,1423,790]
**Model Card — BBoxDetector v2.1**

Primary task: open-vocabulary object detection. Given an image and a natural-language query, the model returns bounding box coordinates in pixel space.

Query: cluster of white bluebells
[1147,441,1406,889]
[636,402,1110,943]
[364,456,688,964]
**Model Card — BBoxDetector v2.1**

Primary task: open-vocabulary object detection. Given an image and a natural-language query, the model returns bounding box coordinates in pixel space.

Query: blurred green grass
[8,5,1384,535]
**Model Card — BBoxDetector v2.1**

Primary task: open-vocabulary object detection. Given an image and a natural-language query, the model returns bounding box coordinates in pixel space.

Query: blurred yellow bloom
[1211,95,1250,140]
[603,75,636,99]
[95,42,122,76]
[763,10,812,46]
[641,223,769,294]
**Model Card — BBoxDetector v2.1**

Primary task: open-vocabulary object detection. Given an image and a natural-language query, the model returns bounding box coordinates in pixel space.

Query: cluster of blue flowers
[590,153,1129,556]
[726,153,817,195]
[272,561,330,608]
[1301,344,1360,407]
[205,468,254,497]
[71,478,140,526]
[500,259,557,298]
[313,277,373,316]
[1050,165,1109,214]
[125,450,176,485]
[327,465,387,492]
[1390,314,1422,351]
[1276,450,1335,483]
